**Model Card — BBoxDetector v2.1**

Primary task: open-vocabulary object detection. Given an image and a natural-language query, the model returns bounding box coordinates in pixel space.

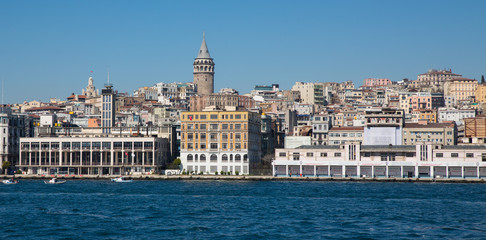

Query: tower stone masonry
[193,33,215,95]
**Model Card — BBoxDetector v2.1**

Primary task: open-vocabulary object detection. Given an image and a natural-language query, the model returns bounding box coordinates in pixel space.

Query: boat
[44,178,66,184]
[111,176,133,183]
[2,179,19,184]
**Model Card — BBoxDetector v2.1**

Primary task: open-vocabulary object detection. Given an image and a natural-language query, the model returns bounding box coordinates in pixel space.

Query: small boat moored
[2,179,19,184]
[44,178,66,184]
[111,176,133,183]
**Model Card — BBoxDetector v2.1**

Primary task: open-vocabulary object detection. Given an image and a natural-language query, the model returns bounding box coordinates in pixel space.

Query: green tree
[167,158,181,169]
[2,161,11,174]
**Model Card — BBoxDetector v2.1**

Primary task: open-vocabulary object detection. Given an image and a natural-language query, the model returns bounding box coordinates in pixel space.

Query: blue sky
[1,0,485,103]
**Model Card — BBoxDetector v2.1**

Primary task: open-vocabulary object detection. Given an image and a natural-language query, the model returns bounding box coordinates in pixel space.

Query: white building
[18,136,170,175]
[438,108,476,125]
[273,144,486,178]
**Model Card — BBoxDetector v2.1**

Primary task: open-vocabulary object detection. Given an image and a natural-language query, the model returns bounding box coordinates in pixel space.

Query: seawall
[2,174,486,183]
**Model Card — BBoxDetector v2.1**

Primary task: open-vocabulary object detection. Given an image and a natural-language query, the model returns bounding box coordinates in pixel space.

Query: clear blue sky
[1,0,485,104]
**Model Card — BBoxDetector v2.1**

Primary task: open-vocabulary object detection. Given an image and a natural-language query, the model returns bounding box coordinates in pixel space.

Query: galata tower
[193,33,215,95]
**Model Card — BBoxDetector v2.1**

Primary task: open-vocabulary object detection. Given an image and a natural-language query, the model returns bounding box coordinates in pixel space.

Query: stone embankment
[1,174,485,183]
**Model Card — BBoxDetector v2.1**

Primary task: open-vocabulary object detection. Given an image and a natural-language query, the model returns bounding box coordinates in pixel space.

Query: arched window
[210,154,217,161]
[204,66,208,71]
[243,154,248,161]
[195,154,198,161]
[230,154,233,161]
[222,154,228,161]
[200,154,206,161]
[235,154,241,161]
[187,154,193,161]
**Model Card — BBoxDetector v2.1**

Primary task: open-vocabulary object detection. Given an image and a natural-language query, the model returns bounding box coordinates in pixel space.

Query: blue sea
[1,180,485,239]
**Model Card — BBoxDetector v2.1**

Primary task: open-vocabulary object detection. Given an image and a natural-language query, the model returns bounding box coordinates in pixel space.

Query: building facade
[273,144,486,178]
[18,136,169,175]
[180,110,261,175]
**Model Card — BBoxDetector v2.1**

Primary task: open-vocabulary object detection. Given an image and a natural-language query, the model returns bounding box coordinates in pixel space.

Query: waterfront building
[0,108,34,171]
[179,110,261,175]
[273,144,486,178]
[193,34,214,96]
[18,136,169,175]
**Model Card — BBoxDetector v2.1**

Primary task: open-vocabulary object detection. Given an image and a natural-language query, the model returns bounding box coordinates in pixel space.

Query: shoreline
[2,174,486,183]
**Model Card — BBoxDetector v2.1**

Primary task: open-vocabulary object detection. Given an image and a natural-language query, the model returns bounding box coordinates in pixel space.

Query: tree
[2,161,11,174]
[167,158,181,169]
[482,75,485,84]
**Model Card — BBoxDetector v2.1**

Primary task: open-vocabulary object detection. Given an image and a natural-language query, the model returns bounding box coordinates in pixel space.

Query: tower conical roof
[196,33,211,59]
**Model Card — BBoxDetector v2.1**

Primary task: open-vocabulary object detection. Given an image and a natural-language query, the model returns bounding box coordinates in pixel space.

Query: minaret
[193,33,215,95]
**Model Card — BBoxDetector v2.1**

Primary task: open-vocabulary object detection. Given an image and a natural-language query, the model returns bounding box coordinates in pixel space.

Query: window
[222,154,228,161]
[436,153,443,158]
[200,154,206,161]
[279,152,286,157]
[187,143,193,149]
[334,153,341,157]
[210,124,218,130]
[466,153,474,158]
[320,152,327,157]
[200,124,206,130]
[292,153,300,160]
[235,114,241,119]
[451,153,459,158]
[200,143,206,149]
[188,133,193,140]
[210,114,218,119]
[222,124,228,130]
[306,152,313,157]
[235,124,241,130]
[200,133,206,140]
[235,154,241,161]
[210,154,217,161]
[210,143,218,149]
[200,115,207,120]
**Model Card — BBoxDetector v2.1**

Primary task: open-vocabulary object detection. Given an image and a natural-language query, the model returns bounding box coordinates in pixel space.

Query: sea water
[1,180,485,239]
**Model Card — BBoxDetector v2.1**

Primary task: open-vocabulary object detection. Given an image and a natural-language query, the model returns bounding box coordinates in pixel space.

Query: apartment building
[180,110,261,175]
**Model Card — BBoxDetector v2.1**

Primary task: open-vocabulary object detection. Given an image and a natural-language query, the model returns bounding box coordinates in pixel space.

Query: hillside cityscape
[2,35,486,179]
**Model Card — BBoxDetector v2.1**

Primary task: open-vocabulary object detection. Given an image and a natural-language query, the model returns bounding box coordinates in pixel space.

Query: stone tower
[193,33,215,95]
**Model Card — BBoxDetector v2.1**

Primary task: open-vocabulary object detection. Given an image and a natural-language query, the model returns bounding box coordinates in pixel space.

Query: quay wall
[2,174,486,183]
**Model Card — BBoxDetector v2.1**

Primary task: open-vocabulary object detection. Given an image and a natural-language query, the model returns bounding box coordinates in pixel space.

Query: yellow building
[475,84,486,103]
[411,109,437,123]
[180,110,261,175]
[445,78,478,102]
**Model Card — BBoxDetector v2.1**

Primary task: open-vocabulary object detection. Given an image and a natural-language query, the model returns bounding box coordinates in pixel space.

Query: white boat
[44,178,66,184]
[111,176,133,183]
[2,179,19,184]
